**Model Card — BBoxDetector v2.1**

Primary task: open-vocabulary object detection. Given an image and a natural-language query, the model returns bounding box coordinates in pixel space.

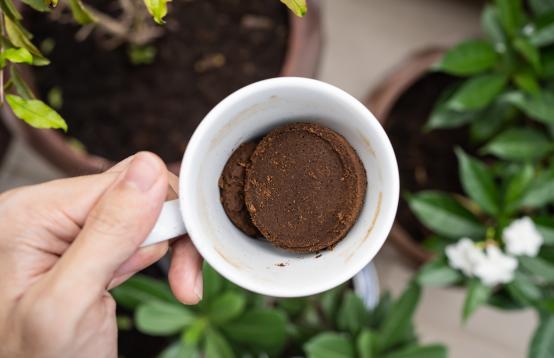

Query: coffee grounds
[244,123,367,253]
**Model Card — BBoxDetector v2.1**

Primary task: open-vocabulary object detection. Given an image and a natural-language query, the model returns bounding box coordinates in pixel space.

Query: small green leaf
[182,318,206,346]
[159,341,199,358]
[421,235,449,254]
[407,191,486,239]
[534,217,554,245]
[383,344,448,358]
[530,0,554,15]
[111,274,178,310]
[514,37,542,72]
[203,263,223,301]
[128,44,156,65]
[503,164,534,213]
[435,40,498,76]
[521,168,554,208]
[456,148,500,215]
[0,48,32,66]
[6,94,67,132]
[529,315,554,358]
[469,101,515,142]
[495,0,524,35]
[425,85,477,130]
[357,329,377,358]
[504,91,554,124]
[417,258,463,287]
[482,128,552,161]
[530,23,554,47]
[380,283,421,350]
[68,0,96,25]
[337,291,369,335]
[447,73,507,111]
[462,279,492,322]
[519,256,554,283]
[277,297,307,316]
[321,285,344,323]
[208,291,246,325]
[0,0,23,21]
[481,5,507,47]
[21,0,49,12]
[280,0,307,17]
[4,17,49,66]
[506,271,542,306]
[143,0,168,24]
[223,309,287,351]
[513,71,540,94]
[368,292,392,328]
[135,301,196,336]
[205,328,235,358]
[304,333,354,358]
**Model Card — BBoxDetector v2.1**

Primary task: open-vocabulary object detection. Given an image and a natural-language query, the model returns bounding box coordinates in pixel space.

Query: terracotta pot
[365,48,446,266]
[3,2,323,176]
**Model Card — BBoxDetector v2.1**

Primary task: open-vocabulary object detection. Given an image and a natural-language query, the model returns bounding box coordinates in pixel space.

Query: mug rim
[179,77,399,297]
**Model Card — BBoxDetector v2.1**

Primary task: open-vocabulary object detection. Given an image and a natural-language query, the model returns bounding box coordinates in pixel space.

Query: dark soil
[29,0,288,163]
[0,120,10,163]
[384,73,473,243]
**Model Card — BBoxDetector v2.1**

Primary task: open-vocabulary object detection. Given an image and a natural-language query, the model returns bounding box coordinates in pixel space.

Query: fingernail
[123,152,161,192]
[194,269,203,301]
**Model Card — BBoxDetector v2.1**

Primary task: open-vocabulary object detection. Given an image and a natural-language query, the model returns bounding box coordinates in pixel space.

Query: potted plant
[368,0,554,265]
[112,263,448,357]
[0,0,322,175]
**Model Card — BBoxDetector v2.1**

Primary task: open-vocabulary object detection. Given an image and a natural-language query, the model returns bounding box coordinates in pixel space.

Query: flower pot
[366,48,470,266]
[3,1,323,176]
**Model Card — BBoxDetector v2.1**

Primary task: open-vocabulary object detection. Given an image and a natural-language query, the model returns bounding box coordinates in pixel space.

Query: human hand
[0,152,203,358]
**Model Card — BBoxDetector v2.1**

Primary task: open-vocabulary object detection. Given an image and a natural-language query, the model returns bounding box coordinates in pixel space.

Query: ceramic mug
[142,77,399,297]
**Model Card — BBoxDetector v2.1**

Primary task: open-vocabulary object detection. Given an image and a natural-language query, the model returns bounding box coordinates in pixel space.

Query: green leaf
[469,101,514,142]
[380,283,421,350]
[407,191,486,239]
[208,291,246,325]
[143,0,168,24]
[321,285,344,323]
[205,328,235,358]
[514,37,542,72]
[521,168,554,208]
[383,344,448,358]
[530,315,554,358]
[223,309,287,351]
[304,333,354,358]
[21,0,49,12]
[421,235,449,255]
[530,23,554,47]
[495,0,524,35]
[435,40,498,76]
[368,292,392,328]
[0,48,32,66]
[203,263,223,301]
[277,297,307,316]
[513,71,540,94]
[111,274,177,310]
[456,148,500,215]
[506,271,542,306]
[417,258,463,287]
[462,279,492,322]
[482,128,552,161]
[280,0,307,17]
[181,318,206,346]
[4,17,49,66]
[481,5,507,47]
[425,93,477,130]
[503,164,534,213]
[534,217,554,245]
[504,91,554,124]
[520,256,554,283]
[0,0,23,21]
[135,301,196,336]
[543,49,554,79]
[530,0,554,15]
[6,94,67,132]
[337,291,369,335]
[357,329,377,358]
[447,73,507,111]
[159,341,199,358]
[68,0,96,25]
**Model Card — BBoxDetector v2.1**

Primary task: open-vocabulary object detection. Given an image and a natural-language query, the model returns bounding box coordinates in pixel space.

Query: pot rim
[2,1,323,176]
[365,47,446,266]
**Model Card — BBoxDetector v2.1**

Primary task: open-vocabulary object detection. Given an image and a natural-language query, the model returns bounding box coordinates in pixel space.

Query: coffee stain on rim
[210,95,281,148]
[214,245,247,270]
[359,133,376,158]
[345,191,382,262]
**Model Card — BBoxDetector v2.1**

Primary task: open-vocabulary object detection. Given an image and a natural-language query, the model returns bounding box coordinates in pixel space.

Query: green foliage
[304,333,354,358]
[135,301,196,335]
[417,257,463,287]
[280,0,307,17]
[6,94,67,131]
[434,40,498,76]
[462,279,492,322]
[530,315,554,358]
[143,0,168,24]
[481,127,553,161]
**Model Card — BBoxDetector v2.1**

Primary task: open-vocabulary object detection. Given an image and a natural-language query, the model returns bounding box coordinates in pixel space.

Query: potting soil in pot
[29,0,288,163]
[219,123,367,253]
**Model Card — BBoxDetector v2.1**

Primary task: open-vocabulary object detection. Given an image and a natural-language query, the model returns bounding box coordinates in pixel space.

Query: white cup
[143,77,399,297]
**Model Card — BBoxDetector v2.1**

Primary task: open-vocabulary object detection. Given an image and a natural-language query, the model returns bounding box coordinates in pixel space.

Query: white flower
[502,217,544,257]
[473,246,518,287]
[446,238,486,276]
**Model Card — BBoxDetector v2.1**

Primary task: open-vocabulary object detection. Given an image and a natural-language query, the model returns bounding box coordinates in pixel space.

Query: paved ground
[0,1,536,357]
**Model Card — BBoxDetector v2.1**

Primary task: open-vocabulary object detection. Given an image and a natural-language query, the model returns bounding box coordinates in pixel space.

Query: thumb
[50,152,168,296]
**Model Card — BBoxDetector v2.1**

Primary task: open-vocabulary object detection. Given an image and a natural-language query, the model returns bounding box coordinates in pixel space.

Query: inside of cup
[181,78,398,297]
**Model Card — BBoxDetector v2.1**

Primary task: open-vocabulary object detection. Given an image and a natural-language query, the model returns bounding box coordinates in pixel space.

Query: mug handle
[141,199,187,247]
